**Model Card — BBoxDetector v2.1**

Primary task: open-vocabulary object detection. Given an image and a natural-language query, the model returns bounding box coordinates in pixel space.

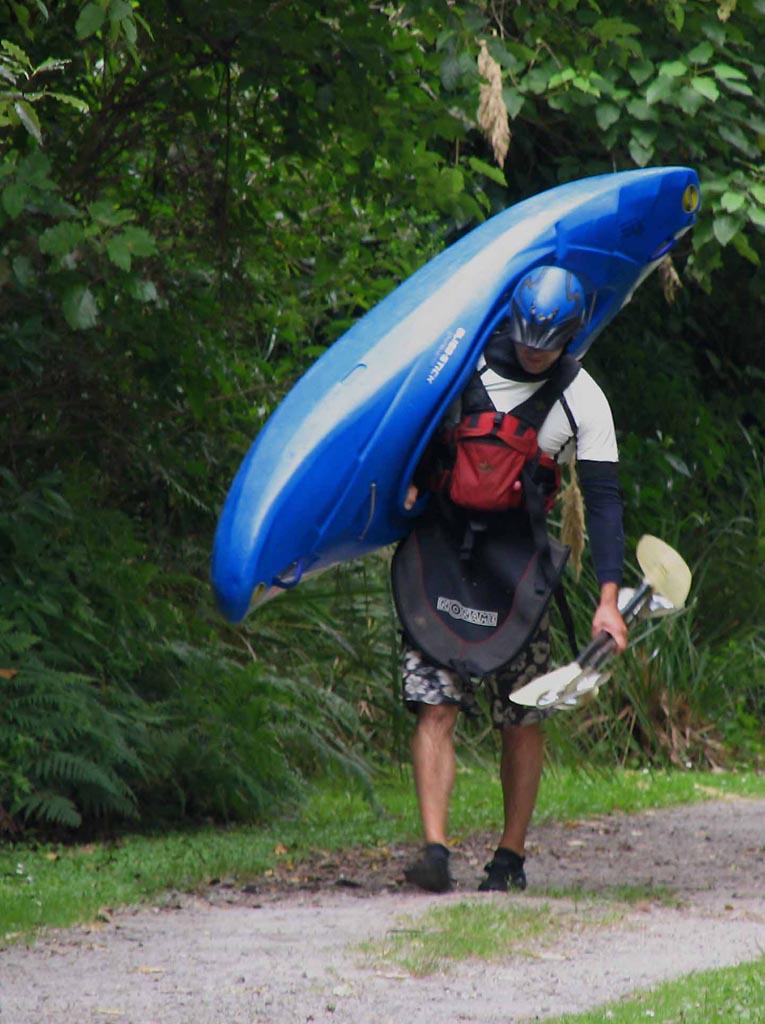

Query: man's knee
[415,701,460,736]
[501,719,543,748]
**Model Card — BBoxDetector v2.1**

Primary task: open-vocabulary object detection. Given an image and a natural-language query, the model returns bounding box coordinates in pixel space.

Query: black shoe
[404,842,452,893]
[478,847,527,892]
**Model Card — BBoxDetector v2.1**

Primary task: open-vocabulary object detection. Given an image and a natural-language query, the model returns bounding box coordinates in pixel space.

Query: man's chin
[520,357,555,374]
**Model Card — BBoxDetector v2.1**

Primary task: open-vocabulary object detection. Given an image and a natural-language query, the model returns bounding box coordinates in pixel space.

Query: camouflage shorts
[401,614,553,728]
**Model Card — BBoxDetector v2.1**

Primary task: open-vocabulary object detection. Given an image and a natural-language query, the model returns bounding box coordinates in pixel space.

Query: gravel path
[2,797,765,1024]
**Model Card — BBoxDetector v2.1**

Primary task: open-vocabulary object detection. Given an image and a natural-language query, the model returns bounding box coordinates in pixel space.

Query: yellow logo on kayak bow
[682,184,700,213]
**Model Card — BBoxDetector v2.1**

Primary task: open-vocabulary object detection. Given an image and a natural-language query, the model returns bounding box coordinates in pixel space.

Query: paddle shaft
[575,580,654,672]
[510,579,659,707]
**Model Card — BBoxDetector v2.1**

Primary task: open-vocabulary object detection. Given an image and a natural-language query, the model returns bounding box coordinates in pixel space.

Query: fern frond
[17,792,81,828]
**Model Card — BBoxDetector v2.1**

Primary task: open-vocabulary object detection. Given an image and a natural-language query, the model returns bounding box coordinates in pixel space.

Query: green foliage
[0,651,145,829]
[241,555,409,757]
[0,37,86,145]
[0,467,379,830]
[0,469,154,826]
[479,0,765,283]
[156,641,374,823]
[1,0,765,833]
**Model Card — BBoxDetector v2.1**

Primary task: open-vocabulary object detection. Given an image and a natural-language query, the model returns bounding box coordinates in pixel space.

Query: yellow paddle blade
[636,535,692,609]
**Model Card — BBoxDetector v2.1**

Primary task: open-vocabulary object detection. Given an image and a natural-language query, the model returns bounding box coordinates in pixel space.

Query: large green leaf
[658,59,687,78]
[62,285,99,329]
[687,41,714,64]
[713,213,741,246]
[595,102,620,131]
[691,76,720,102]
[38,221,86,257]
[106,234,133,270]
[2,183,26,218]
[467,156,507,186]
[75,3,106,39]
[721,190,746,213]
[591,17,641,42]
[121,226,157,257]
[645,76,675,105]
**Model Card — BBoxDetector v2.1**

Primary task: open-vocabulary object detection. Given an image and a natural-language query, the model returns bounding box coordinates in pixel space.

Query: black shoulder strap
[559,391,578,439]
[461,354,580,424]
[460,365,495,415]
[511,354,580,430]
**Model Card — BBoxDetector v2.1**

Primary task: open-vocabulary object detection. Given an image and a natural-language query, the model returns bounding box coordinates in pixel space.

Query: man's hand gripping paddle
[511,535,692,711]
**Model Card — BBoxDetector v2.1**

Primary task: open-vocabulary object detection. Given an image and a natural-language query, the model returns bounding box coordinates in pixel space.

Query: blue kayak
[212,166,701,623]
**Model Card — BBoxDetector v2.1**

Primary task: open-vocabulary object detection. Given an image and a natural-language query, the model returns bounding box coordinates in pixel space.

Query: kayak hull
[212,167,701,623]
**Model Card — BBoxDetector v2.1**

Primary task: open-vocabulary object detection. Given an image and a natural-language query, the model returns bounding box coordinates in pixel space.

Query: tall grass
[545,511,765,772]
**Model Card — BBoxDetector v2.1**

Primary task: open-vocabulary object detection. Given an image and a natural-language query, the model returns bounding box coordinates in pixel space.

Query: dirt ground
[2,796,765,1024]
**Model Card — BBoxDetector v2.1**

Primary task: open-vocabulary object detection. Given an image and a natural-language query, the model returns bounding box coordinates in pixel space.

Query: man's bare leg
[411,702,460,845]
[497,721,545,855]
[404,703,459,892]
[478,721,544,892]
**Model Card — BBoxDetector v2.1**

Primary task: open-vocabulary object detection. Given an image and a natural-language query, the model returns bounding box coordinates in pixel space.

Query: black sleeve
[577,460,625,586]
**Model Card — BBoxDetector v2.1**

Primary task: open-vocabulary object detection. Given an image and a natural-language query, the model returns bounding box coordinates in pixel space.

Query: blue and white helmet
[507,265,585,352]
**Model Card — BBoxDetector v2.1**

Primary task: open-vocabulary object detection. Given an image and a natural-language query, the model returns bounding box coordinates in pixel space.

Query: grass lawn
[2,764,764,940]
[550,956,765,1023]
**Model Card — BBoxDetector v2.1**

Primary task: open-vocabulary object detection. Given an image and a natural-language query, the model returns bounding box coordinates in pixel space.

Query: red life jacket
[437,354,579,514]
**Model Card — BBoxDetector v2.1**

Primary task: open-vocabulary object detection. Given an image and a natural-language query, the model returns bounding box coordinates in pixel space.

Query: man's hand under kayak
[404,484,419,510]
